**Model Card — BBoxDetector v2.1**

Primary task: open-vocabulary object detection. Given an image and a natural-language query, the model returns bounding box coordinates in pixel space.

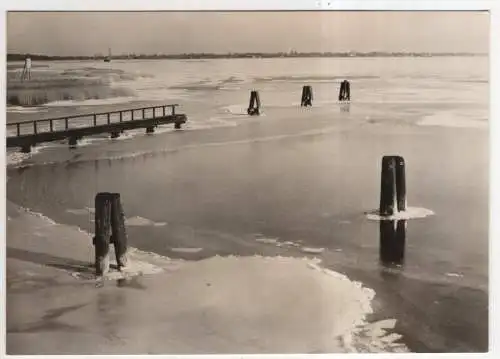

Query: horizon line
[6,51,488,59]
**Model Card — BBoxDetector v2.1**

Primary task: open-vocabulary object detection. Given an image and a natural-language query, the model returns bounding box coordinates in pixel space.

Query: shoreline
[6,53,486,62]
[6,182,488,353]
[6,199,412,354]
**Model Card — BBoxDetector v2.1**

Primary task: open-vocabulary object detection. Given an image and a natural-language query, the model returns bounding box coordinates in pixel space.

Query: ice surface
[6,202,408,354]
[366,206,435,221]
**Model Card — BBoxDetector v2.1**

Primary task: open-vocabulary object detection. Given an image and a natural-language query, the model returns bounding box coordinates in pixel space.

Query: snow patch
[365,207,435,221]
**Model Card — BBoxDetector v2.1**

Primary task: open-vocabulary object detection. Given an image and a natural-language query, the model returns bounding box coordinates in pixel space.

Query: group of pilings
[93,192,128,276]
[247,80,351,116]
[58,122,181,152]
[90,154,416,277]
[338,80,351,101]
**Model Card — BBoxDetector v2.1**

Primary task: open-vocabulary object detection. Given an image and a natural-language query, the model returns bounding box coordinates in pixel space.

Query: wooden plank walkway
[6,104,187,152]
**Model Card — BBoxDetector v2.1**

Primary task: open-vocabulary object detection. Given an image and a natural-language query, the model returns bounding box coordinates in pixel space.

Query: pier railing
[7,104,179,138]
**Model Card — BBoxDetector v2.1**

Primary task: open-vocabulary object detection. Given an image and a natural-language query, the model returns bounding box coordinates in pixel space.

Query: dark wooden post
[21,143,31,153]
[172,105,176,116]
[338,80,351,101]
[344,80,351,101]
[110,131,120,139]
[65,118,69,130]
[379,219,406,266]
[16,123,20,136]
[301,86,313,107]
[395,156,406,212]
[380,156,397,216]
[146,126,155,134]
[163,106,166,117]
[93,114,97,127]
[142,108,146,119]
[247,91,261,116]
[131,110,134,121]
[255,91,261,109]
[119,111,123,123]
[68,136,78,148]
[379,155,407,216]
[50,120,54,132]
[33,122,37,135]
[110,193,128,269]
[107,113,111,125]
[94,192,113,276]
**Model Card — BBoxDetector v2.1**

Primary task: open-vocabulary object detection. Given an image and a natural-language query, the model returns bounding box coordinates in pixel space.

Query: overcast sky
[7,11,489,55]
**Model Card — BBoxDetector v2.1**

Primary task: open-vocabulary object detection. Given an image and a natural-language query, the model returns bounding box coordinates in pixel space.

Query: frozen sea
[6,56,489,353]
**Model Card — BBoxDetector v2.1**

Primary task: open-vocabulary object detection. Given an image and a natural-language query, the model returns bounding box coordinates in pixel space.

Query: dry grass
[7,72,134,106]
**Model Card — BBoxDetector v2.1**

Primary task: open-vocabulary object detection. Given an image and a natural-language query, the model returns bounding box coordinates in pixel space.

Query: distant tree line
[6,51,486,62]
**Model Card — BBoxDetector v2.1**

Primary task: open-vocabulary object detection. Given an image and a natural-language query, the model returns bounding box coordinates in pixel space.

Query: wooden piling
[338,81,345,101]
[68,136,78,148]
[247,91,261,116]
[379,156,397,216]
[255,91,261,109]
[379,220,406,266]
[94,192,113,276]
[110,193,128,269]
[21,144,31,153]
[110,131,120,139]
[338,80,351,101]
[174,121,182,129]
[395,156,406,211]
[146,126,155,134]
[344,80,351,101]
[301,85,313,107]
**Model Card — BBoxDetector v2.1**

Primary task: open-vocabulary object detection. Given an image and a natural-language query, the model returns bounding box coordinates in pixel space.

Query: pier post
[379,220,406,266]
[174,121,182,129]
[20,143,31,153]
[94,192,113,276]
[110,193,128,269]
[146,126,155,134]
[338,80,351,101]
[380,156,397,216]
[301,86,313,107]
[395,156,406,211]
[68,136,78,148]
[379,155,407,216]
[247,91,261,116]
[110,131,120,139]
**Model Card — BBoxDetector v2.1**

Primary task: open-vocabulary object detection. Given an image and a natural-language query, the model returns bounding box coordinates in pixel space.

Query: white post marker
[21,55,32,81]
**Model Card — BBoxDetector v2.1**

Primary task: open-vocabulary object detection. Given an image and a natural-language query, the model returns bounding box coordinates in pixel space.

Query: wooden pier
[6,104,187,153]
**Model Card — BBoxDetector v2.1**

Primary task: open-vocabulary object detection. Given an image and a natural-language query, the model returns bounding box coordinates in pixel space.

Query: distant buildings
[6,51,485,62]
